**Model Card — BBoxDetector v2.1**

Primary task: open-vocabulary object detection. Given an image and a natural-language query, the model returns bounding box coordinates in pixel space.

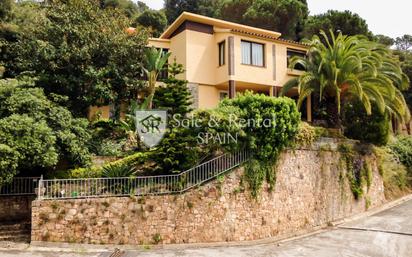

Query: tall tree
[281,31,410,127]
[395,34,412,52]
[6,0,148,117]
[217,0,308,40]
[134,10,167,37]
[164,0,220,24]
[300,10,373,40]
[374,34,394,47]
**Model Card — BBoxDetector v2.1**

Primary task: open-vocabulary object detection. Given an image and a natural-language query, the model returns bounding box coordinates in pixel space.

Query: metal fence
[38,150,250,200]
[0,177,40,196]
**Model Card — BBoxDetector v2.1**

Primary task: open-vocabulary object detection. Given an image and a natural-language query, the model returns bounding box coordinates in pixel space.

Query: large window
[287,49,306,71]
[218,41,225,66]
[241,40,264,66]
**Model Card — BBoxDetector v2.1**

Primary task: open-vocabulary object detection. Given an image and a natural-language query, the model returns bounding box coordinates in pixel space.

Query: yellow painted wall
[169,31,187,80]
[198,84,220,109]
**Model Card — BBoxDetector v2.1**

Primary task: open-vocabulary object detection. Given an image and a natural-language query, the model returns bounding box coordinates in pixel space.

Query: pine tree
[152,60,198,174]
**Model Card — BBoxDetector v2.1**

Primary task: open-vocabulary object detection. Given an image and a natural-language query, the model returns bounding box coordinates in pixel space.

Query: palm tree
[142,47,171,109]
[281,30,410,127]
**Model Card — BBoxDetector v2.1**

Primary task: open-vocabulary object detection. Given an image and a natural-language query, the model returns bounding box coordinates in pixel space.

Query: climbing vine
[220,92,300,197]
[338,143,373,200]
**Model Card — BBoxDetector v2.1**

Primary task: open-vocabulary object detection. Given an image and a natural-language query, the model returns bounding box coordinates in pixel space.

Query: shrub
[0,78,92,178]
[293,122,319,147]
[102,163,136,178]
[0,144,19,186]
[374,146,410,199]
[343,100,390,146]
[220,92,300,196]
[0,114,58,170]
[389,135,412,173]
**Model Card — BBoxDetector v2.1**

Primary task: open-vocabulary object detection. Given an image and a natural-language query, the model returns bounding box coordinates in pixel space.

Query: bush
[293,122,320,147]
[220,91,300,196]
[374,146,410,199]
[0,114,58,170]
[389,135,412,173]
[343,100,390,145]
[53,152,150,179]
[102,163,136,178]
[0,78,92,176]
[0,144,19,186]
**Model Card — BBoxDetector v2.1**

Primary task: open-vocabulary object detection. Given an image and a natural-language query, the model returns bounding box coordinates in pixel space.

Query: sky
[137,0,412,39]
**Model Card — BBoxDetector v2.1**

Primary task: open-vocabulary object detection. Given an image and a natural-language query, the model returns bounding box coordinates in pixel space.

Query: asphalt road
[1,199,412,257]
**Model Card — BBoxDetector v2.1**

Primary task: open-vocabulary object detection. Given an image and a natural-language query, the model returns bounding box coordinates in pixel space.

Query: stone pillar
[229,80,236,99]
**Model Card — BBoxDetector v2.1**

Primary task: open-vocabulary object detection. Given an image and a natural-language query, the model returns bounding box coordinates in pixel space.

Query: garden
[1,0,412,200]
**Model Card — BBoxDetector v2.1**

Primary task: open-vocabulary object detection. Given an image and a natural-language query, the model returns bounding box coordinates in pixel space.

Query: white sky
[137,0,412,38]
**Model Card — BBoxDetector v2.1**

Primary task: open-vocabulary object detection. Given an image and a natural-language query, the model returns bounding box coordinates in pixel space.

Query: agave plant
[142,47,171,109]
[281,30,410,127]
[102,163,136,178]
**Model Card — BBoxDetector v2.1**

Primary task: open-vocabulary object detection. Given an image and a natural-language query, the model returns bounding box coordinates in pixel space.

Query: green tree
[164,0,221,24]
[5,0,148,117]
[343,100,390,145]
[153,60,193,117]
[281,31,410,127]
[300,10,372,40]
[0,0,13,21]
[0,77,92,172]
[135,10,167,37]
[395,34,412,52]
[0,114,58,181]
[151,60,198,174]
[100,0,142,17]
[142,47,171,109]
[374,34,394,47]
[217,0,308,40]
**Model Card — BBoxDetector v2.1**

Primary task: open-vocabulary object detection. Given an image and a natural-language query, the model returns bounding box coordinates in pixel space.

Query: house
[89,12,312,122]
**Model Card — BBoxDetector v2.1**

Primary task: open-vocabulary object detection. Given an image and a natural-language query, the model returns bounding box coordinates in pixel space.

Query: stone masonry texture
[31,149,386,245]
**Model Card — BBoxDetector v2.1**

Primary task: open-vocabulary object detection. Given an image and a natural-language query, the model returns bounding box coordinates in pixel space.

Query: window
[219,91,228,101]
[241,40,264,66]
[287,49,306,71]
[218,41,225,66]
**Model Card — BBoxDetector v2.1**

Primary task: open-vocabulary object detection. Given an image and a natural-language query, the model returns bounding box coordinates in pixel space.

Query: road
[1,199,412,257]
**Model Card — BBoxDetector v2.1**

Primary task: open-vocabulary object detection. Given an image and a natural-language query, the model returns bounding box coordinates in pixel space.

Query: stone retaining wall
[31,148,386,245]
[0,195,35,222]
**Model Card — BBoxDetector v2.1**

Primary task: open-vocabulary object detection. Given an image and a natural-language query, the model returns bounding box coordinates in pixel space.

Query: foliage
[153,60,193,117]
[142,47,171,109]
[300,10,372,40]
[3,0,148,117]
[193,106,246,153]
[338,143,371,200]
[0,78,92,167]
[164,0,219,24]
[293,122,320,147]
[281,30,410,128]
[389,135,412,173]
[0,144,19,186]
[135,10,167,37]
[220,91,300,196]
[374,146,410,199]
[100,0,145,18]
[102,163,136,177]
[217,0,308,40]
[374,34,394,47]
[0,114,58,171]
[343,100,390,146]
[395,34,412,52]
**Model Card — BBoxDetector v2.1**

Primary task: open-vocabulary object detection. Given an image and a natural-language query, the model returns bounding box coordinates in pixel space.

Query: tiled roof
[231,29,309,48]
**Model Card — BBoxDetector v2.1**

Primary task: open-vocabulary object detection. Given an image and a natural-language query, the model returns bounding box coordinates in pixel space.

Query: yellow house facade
[90,12,312,121]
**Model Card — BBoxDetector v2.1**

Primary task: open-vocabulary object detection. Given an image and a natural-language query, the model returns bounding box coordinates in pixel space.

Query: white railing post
[38,175,44,200]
